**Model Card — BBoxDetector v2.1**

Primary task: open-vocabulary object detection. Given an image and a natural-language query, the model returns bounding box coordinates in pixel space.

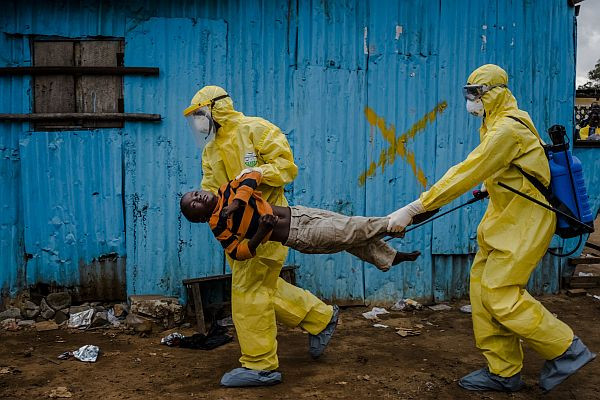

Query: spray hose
[384,190,487,242]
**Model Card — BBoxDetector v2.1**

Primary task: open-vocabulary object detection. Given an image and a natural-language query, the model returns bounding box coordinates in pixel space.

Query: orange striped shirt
[208,171,273,260]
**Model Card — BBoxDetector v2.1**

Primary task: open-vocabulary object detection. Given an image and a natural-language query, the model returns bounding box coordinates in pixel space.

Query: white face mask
[466,99,485,117]
[192,115,211,134]
[186,107,215,148]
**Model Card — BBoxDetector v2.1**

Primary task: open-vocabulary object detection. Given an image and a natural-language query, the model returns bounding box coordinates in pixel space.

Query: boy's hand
[221,199,245,218]
[259,214,279,229]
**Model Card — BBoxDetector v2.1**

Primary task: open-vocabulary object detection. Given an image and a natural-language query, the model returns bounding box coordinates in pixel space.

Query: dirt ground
[1,292,600,400]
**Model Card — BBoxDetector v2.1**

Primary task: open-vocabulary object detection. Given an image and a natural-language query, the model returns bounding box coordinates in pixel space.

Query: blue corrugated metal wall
[0,0,592,304]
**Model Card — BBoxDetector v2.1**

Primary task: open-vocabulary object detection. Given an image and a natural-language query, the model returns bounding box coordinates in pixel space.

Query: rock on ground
[0,307,22,321]
[46,292,71,311]
[40,299,55,320]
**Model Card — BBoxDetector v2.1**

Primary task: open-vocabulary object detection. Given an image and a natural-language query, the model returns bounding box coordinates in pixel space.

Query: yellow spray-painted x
[359,101,447,187]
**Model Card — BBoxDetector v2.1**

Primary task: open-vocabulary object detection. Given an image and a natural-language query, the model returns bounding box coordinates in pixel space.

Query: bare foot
[392,251,420,265]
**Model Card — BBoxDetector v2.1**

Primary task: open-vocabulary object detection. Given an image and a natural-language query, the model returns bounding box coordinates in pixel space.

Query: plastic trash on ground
[460,304,472,314]
[67,309,94,329]
[107,309,121,326]
[362,307,389,320]
[58,345,100,362]
[428,304,452,311]
[391,299,422,311]
[73,345,99,362]
[161,332,185,346]
[373,323,389,328]
[160,326,232,350]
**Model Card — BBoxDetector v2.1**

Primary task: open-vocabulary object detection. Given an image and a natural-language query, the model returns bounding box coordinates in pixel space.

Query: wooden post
[191,283,207,335]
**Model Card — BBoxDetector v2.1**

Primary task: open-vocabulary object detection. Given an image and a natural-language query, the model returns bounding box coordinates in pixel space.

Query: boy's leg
[285,206,392,253]
[346,238,414,271]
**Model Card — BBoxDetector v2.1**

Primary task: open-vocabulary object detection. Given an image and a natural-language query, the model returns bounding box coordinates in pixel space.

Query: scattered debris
[405,299,422,309]
[362,307,389,320]
[396,327,421,337]
[1,318,19,331]
[592,295,600,301]
[54,311,69,325]
[112,303,128,318]
[160,326,232,350]
[567,288,588,297]
[373,323,389,328]
[391,299,423,311]
[125,313,154,333]
[91,311,108,327]
[415,323,425,329]
[107,309,121,326]
[129,295,184,329]
[391,299,407,311]
[59,345,100,362]
[35,320,58,331]
[428,304,452,311]
[73,345,100,362]
[335,381,348,385]
[460,305,472,314]
[48,386,73,398]
[161,332,185,346]
[68,309,94,329]
[0,366,20,374]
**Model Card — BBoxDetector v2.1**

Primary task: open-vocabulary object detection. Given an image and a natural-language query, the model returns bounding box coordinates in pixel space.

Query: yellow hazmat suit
[420,65,573,377]
[188,86,333,371]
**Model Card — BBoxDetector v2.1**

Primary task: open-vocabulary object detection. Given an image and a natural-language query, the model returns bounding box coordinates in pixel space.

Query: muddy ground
[1,291,600,400]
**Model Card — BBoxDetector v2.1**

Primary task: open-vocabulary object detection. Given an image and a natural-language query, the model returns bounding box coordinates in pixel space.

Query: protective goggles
[462,84,507,101]
[182,94,230,117]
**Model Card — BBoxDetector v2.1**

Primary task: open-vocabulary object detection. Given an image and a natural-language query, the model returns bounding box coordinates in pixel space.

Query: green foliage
[579,59,600,89]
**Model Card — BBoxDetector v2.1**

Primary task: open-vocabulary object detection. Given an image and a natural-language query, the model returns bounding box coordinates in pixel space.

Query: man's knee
[479,285,521,321]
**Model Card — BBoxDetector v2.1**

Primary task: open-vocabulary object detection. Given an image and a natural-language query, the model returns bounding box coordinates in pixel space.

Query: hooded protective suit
[190,86,333,371]
[419,65,574,377]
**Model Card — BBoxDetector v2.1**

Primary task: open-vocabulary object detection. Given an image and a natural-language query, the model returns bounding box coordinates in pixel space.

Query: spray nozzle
[548,124,567,146]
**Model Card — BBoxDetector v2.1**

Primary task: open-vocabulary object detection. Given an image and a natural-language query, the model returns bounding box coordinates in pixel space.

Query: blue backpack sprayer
[387,120,595,257]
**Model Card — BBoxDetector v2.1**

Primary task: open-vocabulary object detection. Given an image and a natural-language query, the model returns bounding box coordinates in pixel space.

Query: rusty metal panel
[123,17,228,298]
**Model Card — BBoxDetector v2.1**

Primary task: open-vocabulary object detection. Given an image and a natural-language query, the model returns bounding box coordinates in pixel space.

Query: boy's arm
[247,214,278,254]
[219,232,253,261]
[221,170,262,218]
[219,214,277,260]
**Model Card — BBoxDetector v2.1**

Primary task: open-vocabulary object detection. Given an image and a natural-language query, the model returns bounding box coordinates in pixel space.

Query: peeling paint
[395,25,403,40]
[363,26,368,55]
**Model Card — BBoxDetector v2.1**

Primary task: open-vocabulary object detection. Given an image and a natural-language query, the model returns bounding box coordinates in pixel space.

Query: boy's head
[180,190,218,223]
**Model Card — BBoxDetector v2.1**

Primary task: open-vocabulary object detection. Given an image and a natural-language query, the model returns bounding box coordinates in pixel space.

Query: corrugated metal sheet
[1,0,594,304]
[0,29,29,297]
[19,130,125,292]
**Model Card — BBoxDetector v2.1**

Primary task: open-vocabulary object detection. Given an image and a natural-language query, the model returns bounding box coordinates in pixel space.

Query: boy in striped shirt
[180,170,421,271]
